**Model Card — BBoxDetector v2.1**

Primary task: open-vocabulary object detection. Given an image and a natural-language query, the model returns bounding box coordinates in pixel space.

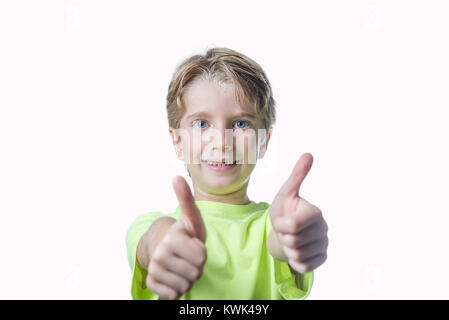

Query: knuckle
[152,252,166,265]
[147,264,159,279]
[284,246,297,259]
[145,275,153,290]
[182,263,196,281]
[293,220,302,232]
[194,242,207,265]
[294,250,303,262]
[166,291,177,300]
[148,254,162,264]
[288,219,298,231]
[199,249,207,265]
[191,268,200,281]
[196,256,205,266]
[287,235,297,247]
[283,234,294,247]
[291,260,306,274]
[166,257,178,271]
[157,241,172,255]
[197,239,206,250]
[186,281,194,292]
[163,234,178,247]
[146,275,160,293]
[181,279,191,293]
[278,233,286,244]
[196,267,205,281]
[296,260,310,273]
[287,248,300,261]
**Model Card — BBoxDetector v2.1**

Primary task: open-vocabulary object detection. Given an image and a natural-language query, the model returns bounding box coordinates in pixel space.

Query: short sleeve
[266,213,314,300]
[125,212,167,300]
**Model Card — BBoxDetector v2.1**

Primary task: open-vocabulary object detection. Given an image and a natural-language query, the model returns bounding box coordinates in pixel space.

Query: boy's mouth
[201,160,239,171]
[202,160,237,166]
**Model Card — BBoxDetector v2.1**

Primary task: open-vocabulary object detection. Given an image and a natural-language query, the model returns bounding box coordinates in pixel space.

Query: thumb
[277,153,313,199]
[172,176,207,243]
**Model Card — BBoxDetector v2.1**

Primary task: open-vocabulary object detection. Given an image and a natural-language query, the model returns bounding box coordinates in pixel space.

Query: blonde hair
[166,47,276,130]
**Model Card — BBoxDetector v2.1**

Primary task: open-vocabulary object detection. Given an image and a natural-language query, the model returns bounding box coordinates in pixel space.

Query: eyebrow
[185,111,258,120]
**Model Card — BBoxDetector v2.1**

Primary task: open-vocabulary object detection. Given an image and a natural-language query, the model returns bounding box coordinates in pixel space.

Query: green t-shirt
[126,200,313,300]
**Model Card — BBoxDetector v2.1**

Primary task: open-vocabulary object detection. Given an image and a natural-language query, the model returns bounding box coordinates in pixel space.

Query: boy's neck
[192,183,252,205]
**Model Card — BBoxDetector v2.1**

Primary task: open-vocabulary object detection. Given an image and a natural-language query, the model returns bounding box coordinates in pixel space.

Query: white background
[0,0,448,299]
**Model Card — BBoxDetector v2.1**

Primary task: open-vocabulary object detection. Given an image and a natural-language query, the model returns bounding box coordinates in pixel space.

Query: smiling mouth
[201,160,238,166]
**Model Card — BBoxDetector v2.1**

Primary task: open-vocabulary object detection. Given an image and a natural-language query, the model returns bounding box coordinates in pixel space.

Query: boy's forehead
[183,80,254,115]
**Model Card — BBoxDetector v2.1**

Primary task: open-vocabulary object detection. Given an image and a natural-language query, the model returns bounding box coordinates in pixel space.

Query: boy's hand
[269,153,328,274]
[146,176,207,300]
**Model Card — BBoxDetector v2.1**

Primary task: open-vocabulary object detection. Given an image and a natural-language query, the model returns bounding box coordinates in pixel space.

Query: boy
[126,47,329,300]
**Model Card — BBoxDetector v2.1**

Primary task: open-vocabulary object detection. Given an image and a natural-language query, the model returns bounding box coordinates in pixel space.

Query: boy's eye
[192,120,209,129]
[192,119,251,129]
[234,120,250,129]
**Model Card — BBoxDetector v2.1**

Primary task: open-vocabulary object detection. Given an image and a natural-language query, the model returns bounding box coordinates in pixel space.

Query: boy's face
[169,79,271,196]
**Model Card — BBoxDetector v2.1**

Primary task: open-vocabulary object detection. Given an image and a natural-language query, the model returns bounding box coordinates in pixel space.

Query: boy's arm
[137,216,177,270]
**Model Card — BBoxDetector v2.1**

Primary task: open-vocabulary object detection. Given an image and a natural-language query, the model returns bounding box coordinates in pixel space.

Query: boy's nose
[209,127,234,151]
[212,144,232,152]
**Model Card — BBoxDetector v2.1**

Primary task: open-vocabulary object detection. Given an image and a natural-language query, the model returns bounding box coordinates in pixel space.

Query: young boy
[126,47,329,300]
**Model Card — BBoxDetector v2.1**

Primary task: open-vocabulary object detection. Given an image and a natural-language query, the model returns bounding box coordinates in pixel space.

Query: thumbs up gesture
[146,176,207,300]
[269,153,328,274]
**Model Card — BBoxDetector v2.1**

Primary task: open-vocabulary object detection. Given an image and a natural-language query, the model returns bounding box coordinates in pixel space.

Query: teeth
[206,161,236,166]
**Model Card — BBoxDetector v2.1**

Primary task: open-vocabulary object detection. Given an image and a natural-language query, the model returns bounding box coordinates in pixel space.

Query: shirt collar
[174,200,267,217]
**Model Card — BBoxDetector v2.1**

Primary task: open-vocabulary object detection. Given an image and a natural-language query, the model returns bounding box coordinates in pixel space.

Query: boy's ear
[169,127,184,160]
[258,128,272,159]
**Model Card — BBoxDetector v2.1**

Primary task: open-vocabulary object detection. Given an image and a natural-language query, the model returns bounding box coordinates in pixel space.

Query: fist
[146,176,207,300]
[270,153,328,274]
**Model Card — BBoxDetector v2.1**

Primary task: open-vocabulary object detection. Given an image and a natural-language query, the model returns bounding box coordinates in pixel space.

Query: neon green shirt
[126,200,313,300]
